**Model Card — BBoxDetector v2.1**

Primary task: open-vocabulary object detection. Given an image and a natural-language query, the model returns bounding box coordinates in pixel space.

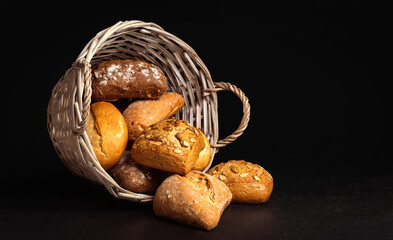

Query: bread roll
[122,92,184,142]
[130,118,205,175]
[207,160,273,204]
[91,59,167,101]
[191,132,211,171]
[110,151,169,194]
[153,170,232,231]
[86,102,128,170]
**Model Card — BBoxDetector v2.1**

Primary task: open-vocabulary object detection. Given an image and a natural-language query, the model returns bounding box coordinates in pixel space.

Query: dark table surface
[4,1,391,239]
[2,169,392,240]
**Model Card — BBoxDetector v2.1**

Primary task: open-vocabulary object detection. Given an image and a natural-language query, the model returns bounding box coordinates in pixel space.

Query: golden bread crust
[131,118,205,175]
[86,101,128,170]
[122,92,184,142]
[153,170,232,230]
[207,160,273,204]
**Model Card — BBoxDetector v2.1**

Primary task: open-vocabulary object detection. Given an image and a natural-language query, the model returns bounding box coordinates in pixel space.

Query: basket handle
[203,82,250,149]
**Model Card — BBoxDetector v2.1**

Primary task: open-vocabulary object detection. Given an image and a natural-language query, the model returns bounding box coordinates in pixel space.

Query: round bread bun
[207,160,273,204]
[110,151,169,194]
[192,132,211,171]
[86,101,128,170]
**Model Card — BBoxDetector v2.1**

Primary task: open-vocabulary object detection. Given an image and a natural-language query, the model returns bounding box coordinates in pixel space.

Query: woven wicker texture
[47,20,250,202]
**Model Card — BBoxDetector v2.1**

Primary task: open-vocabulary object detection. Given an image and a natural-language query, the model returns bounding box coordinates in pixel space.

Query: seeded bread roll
[109,151,169,194]
[122,92,184,142]
[130,118,205,175]
[91,59,167,101]
[207,160,273,204]
[191,133,211,171]
[86,102,128,170]
[153,170,232,231]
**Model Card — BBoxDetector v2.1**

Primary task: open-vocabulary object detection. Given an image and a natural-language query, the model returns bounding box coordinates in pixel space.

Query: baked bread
[207,160,273,204]
[153,170,232,231]
[109,151,169,194]
[86,102,128,170]
[130,118,205,175]
[122,92,184,142]
[191,132,211,171]
[91,59,167,101]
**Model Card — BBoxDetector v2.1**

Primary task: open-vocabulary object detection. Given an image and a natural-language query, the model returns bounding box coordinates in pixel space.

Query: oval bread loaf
[122,92,184,142]
[207,160,273,204]
[86,102,128,170]
[91,59,167,101]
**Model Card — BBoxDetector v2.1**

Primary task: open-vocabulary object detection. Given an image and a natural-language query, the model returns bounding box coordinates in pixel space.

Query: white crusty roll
[153,170,232,231]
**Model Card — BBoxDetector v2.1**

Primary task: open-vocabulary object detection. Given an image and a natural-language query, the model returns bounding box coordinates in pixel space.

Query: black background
[2,1,391,239]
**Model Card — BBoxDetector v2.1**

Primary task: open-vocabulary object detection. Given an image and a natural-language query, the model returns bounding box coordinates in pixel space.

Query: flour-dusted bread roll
[109,152,169,194]
[153,170,232,231]
[86,102,128,170]
[207,160,273,204]
[91,59,167,101]
[122,92,184,142]
[191,132,211,171]
[130,118,205,175]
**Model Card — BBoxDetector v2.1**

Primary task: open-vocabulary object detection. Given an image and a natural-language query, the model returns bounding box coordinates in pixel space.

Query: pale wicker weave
[47,20,250,202]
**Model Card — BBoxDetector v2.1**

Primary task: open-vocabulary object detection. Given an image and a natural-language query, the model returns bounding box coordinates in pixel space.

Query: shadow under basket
[47,20,250,203]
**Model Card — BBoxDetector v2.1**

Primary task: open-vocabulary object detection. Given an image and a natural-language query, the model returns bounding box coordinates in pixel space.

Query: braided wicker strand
[203,82,250,148]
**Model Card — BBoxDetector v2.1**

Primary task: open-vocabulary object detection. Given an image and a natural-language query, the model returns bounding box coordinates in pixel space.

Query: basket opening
[88,25,218,147]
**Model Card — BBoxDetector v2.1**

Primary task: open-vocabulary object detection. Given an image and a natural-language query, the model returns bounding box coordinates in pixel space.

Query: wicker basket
[47,20,250,202]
